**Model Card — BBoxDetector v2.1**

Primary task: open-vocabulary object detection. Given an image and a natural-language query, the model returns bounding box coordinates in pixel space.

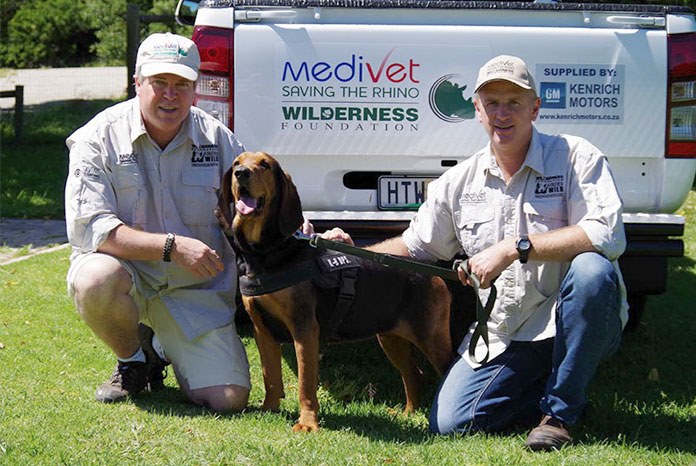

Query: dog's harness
[238,250,360,340]
[294,232,497,364]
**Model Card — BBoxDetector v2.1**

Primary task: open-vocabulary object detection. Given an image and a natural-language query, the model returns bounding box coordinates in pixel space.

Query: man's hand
[463,238,516,289]
[320,227,355,246]
[171,236,225,278]
[301,218,315,236]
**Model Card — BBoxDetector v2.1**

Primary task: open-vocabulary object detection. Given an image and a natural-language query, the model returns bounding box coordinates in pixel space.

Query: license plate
[377,176,436,210]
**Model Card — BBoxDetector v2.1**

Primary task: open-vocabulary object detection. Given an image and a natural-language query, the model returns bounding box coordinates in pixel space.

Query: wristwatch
[516,235,531,264]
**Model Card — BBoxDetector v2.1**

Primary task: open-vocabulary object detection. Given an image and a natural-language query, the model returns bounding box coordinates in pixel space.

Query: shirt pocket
[180,168,221,225]
[523,200,567,234]
[456,206,495,256]
[113,165,146,226]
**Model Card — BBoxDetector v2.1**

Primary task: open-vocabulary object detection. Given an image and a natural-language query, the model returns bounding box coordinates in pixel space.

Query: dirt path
[0,218,69,265]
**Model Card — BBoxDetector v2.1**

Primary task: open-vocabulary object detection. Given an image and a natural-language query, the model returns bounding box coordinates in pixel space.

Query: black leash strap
[463,267,496,365]
[308,234,460,281]
[294,232,496,364]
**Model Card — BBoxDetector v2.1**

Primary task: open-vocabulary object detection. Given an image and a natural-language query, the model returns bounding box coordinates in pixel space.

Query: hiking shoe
[95,360,150,403]
[525,415,573,451]
[94,325,169,403]
[138,323,169,391]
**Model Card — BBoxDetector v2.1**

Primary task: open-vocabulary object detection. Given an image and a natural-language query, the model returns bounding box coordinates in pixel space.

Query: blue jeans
[429,252,623,434]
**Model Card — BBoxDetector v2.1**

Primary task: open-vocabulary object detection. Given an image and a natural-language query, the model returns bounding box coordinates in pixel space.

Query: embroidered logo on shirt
[534,175,564,198]
[118,152,138,165]
[191,145,220,167]
[459,190,487,205]
[74,166,101,180]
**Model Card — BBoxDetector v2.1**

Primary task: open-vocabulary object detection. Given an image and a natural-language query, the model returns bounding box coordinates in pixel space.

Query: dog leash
[292,231,496,364]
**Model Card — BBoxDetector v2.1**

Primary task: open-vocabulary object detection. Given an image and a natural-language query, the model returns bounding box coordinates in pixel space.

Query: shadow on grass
[583,254,696,453]
[131,252,696,452]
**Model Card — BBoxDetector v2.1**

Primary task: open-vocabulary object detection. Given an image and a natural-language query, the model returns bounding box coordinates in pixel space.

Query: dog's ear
[216,166,235,235]
[276,167,304,238]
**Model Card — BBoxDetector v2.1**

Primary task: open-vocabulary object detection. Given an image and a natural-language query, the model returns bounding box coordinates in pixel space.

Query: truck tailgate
[235,23,665,160]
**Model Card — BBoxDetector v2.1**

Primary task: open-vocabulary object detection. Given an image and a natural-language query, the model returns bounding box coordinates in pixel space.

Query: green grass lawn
[1,99,119,219]
[1,100,695,464]
[0,193,695,465]
[1,212,695,465]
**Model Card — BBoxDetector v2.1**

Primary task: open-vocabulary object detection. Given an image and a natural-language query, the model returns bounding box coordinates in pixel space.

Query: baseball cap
[474,55,536,93]
[135,33,200,81]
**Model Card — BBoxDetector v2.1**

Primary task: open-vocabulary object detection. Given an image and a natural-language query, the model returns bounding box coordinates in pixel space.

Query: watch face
[517,237,531,263]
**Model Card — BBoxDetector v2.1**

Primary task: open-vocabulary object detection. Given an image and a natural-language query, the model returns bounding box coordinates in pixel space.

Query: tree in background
[0,0,694,69]
[1,0,96,68]
[0,0,190,69]
[0,0,22,58]
[85,0,191,67]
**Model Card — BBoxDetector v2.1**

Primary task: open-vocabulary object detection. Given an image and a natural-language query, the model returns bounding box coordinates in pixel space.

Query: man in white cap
[64,33,250,411]
[322,55,627,450]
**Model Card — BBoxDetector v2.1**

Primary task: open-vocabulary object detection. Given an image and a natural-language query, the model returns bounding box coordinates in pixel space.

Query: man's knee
[567,252,616,291]
[72,256,132,315]
[560,252,621,328]
[429,404,495,435]
[429,408,473,435]
[190,384,250,413]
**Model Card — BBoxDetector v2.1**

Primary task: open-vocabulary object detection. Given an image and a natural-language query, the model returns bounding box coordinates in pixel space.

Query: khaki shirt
[65,98,245,340]
[403,128,627,367]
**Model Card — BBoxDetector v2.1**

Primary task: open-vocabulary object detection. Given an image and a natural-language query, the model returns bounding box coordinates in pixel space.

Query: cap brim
[475,78,532,93]
[140,63,198,81]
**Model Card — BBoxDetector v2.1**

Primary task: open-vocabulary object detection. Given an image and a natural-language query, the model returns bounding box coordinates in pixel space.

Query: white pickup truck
[175,0,696,327]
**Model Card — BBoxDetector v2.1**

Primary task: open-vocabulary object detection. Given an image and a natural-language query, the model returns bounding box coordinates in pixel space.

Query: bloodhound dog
[217,151,455,432]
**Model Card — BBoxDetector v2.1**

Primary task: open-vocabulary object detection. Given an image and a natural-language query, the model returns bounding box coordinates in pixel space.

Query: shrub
[85,0,192,66]
[1,0,96,68]
[1,0,191,69]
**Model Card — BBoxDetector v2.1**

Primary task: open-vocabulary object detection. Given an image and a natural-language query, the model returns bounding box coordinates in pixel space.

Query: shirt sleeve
[567,138,626,260]
[64,137,123,254]
[402,173,464,261]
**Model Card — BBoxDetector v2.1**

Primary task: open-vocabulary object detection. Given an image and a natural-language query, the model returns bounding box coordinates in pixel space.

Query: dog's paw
[292,411,319,432]
[292,421,319,433]
[261,401,281,412]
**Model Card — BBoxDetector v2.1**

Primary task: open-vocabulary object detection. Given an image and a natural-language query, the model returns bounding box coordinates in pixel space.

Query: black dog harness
[297,232,497,365]
[238,250,360,339]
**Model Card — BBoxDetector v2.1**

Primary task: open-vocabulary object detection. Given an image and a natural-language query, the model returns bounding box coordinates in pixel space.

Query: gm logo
[540,82,566,109]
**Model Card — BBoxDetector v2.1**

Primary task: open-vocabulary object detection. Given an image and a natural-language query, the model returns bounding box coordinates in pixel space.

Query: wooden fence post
[14,85,23,141]
[0,85,24,142]
[126,3,140,99]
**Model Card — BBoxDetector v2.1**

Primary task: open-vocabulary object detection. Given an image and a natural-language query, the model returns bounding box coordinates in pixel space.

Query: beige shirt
[403,128,628,367]
[65,98,245,340]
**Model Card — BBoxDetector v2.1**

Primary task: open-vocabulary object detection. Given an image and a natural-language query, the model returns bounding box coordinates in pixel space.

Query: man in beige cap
[322,55,627,450]
[64,32,250,412]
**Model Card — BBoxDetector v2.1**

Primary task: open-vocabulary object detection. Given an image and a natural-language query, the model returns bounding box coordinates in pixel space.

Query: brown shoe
[94,325,169,403]
[525,415,573,451]
[95,360,150,403]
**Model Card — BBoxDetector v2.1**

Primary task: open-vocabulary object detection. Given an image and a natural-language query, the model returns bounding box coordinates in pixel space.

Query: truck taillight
[666,32,696,158]
[192,25,234,129]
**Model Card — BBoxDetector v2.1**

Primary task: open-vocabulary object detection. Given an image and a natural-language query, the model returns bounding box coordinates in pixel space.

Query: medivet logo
[282,49,420,84]
[151,43,187,60]
[428,74,476,123]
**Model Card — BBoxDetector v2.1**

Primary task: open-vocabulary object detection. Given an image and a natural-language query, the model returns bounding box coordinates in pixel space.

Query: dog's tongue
[236,196,257,215]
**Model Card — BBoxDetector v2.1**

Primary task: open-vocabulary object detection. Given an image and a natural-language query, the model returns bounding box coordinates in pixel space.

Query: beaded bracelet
[163,233,176,262]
